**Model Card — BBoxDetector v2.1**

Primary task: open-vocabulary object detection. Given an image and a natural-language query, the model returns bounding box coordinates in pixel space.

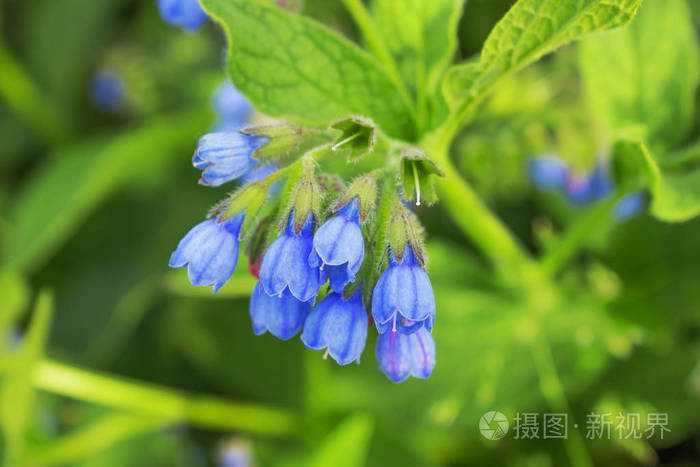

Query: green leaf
[304,414,374,467]
[0,269,29,338]
[372,0,465,116]
[443,0,643,118]
[3,110,208,273]
[199,0,415,140]
[579,0,700,150]
[612,140,700,222]
[1,289,53,465]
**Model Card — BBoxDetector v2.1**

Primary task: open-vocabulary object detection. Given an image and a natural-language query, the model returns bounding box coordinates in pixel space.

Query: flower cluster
[529,155,646,220]
[168,83,438,382]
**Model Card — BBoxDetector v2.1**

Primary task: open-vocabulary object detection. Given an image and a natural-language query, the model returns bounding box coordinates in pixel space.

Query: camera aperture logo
[479,411,509,440]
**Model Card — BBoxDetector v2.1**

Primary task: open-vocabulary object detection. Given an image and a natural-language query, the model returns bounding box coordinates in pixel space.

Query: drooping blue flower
[376,327,435,383]
[301,288,368,365]
[193,132,269,187]
[259,212,322,303]
[528,156,569,190]
[89,70,125,111]
[212,81,253,132]
[157,0,208,32]
[564,172,595,204]
[564,161,613,205]
[169,213,244,293]
[308,199,364,292]
[614,191,646,221]
[371,244,435,334]
[249,282,310,340]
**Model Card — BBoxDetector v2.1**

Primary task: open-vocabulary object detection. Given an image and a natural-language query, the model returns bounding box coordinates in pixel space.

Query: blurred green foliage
[0,0,699,466]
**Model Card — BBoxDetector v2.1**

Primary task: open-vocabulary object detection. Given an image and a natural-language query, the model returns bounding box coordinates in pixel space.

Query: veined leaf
[613,140,700,222]
[579,0,699,150]
[200,0,415,140]
[444,0,643,120]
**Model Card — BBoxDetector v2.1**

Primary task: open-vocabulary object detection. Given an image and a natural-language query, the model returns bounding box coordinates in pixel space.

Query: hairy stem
[425,143,534,279]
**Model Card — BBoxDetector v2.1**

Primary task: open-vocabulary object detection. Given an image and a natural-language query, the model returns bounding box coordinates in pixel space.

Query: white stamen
[332,132,361,151]
[412,163,421,206]
[392,312,398,332]
[323,348,330,360]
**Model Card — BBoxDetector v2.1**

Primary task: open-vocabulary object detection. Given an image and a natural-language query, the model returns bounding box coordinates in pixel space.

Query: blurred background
[0,0,699,465]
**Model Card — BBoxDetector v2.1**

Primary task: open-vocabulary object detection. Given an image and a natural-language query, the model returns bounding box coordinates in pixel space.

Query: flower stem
[539,194,622,278]
[5,358,300,437]
[529,335,593,467]
[425,143,534,279]
[340,0,415,122]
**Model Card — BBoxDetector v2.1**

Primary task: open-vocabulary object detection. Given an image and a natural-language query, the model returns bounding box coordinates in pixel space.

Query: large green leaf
[443,0,643,120]
[2,110,208,273]
[199,0,415,140]
[579,0,700,150]
[372,0,464,97]
[613,140,700,222]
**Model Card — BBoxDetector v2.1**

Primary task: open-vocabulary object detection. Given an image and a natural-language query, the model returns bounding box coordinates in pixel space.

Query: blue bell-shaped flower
[249,281,310,340]
[157,0,208,32]
[528,156,569,191]
[376,327,435,383]
[193,132,269,187]
[301,288,368,365]
[259,212,322,303]
[168,213,244,293]
[371,244,435,334]
[309,199,364,292]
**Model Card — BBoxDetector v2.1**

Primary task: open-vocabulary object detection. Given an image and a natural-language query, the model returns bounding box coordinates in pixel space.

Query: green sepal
[219,181,270,237]
[242,125,313,161]
[399,147,444,206]
[332,170,380,223]
[287,157,321,233]
[387,197,426,267]
[611,139,651,192]
[245,215,274,266]
[330,116,377,162]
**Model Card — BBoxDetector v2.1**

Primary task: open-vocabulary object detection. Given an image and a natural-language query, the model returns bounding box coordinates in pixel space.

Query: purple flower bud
[157,0,208,32]
[376,327,435,383]
[301,288,368,365]
[259,212,322,303]
[169,213,244,293]
[372,244,435,334]
[309,199,364,292]
[193,132,269,187]
[249,282,310,340]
